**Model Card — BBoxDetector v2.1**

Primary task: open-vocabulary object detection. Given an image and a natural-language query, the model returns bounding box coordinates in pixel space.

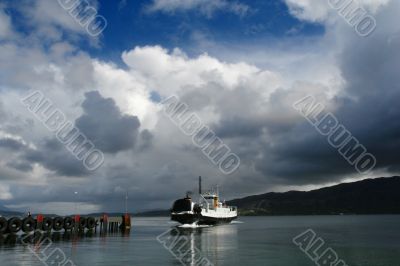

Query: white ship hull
[171,210,237,225]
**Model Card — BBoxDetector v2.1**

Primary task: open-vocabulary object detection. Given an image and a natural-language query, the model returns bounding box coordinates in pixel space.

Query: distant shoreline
[2,176,399,218]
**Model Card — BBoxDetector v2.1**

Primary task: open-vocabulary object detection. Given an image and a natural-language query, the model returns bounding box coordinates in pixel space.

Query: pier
[0,214,131,235]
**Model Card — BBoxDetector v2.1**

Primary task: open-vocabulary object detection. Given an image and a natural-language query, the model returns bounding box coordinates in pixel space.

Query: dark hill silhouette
[227,176,400,215]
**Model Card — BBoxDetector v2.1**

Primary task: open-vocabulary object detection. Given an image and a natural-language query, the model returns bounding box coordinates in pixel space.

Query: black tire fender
[63,217,74,230]
[0,217,8,234]
[86,217,96,229]
[41,217,53,231]
[22,217,36,233]
[8,217,22,233]
[79,217,87,229]
[52,217,64,231]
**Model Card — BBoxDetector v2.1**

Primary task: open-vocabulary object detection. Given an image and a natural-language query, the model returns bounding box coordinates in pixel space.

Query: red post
[36,214,44,223]
[101,213,108,232]
[36,214,44,231]
[123,213,131,229]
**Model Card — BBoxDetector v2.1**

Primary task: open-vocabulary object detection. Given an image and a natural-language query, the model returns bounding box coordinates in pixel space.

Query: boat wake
[177,223,211,229]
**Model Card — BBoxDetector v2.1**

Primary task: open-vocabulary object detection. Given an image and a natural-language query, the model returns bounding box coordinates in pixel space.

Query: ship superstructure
[171,177,237,225]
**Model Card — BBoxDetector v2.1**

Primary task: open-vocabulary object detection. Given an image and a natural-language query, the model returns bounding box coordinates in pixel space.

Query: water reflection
[166,224,238,266]
[0,229,130,247]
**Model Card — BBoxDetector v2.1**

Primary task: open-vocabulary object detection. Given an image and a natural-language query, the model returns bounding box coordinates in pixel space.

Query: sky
[0,0,399,214]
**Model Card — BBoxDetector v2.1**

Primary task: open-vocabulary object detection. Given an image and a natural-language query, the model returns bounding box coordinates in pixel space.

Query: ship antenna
[199,176,202,195]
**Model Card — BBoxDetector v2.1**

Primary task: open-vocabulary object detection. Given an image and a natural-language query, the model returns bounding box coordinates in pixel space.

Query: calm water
[0,216,399,266]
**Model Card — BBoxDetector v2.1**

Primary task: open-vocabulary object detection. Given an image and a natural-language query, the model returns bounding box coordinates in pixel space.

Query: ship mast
[199,176,202,195]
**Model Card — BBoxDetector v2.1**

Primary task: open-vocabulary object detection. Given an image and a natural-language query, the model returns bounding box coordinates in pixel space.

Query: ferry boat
[170,177,238,225]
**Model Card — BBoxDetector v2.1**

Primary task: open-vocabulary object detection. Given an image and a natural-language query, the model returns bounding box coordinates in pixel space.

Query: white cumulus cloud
[284,0,391,22]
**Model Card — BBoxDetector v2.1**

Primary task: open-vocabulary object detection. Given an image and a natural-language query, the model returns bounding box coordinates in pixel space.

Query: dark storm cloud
[137,129,154,151]
[176,81,351,185]
[2,90,149,178]
[76,91,141,153]
[0,138,25,150]
[6,160,33,172]
[178,2,400,187]
[213,117,264,138]
[254,127,358,184]
[250,93,380,185]
[0,136,35,174]
[0,134,90,177]
[252,3,400,185]
[334,12,400,174]
[176,81,348,185]
[24,138,90,176]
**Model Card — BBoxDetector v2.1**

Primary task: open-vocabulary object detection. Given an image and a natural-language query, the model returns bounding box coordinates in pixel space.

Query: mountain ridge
[227,176,400,215]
